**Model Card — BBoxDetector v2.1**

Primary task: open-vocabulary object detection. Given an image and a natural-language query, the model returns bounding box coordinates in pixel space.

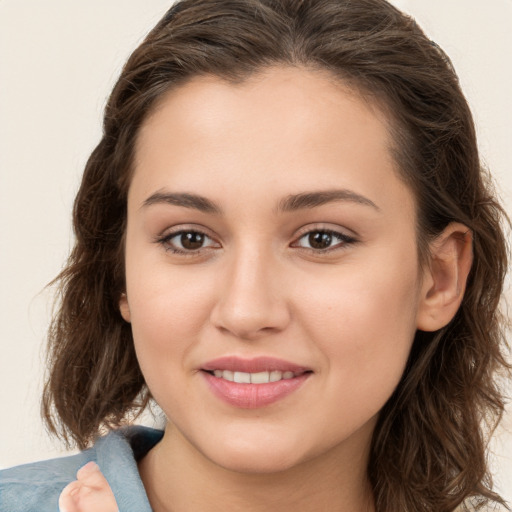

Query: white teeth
[269,370,283,382]
[250,371,270,384]
[233,371,251,384]
[223,370,234,382]
[211,369,302,383]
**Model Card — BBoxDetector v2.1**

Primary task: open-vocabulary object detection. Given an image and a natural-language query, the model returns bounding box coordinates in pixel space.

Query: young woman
[1,0,510,511]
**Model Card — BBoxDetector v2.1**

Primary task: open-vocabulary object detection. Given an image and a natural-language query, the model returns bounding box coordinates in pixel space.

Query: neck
[138,423,375,512]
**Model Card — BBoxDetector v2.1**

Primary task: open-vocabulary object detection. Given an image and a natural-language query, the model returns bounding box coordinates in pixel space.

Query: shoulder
[0,426,163,512]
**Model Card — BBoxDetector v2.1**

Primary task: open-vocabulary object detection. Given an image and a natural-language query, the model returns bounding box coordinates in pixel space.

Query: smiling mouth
[200,358,313,408]
[202,370,312,408]
[204,369,309,384]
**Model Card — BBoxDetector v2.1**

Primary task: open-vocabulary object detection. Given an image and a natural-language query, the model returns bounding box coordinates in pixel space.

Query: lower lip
[201,371,311,409]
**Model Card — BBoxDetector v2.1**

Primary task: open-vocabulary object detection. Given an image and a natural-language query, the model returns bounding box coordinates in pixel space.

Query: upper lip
[201,356,311,374]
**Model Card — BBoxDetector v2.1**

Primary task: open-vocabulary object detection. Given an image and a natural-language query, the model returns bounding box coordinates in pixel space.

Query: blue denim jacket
[0,426,163,512]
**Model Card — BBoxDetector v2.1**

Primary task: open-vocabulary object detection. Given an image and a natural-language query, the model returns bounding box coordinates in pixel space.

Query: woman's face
[121,67,429,473]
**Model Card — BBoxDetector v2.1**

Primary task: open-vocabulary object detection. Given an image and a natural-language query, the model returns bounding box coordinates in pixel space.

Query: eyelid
[155,224,221,255]
[293,223,358,239]
[290,224,358,252]
[295,222,359,238]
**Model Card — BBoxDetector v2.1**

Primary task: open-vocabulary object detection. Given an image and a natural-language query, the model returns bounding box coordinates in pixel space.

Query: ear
[119,293,131,323]
[416,223,473,332]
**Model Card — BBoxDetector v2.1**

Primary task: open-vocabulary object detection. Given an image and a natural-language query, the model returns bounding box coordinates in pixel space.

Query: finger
[58,480,82,512]
[76,461,110,490]
[73,461,119,512]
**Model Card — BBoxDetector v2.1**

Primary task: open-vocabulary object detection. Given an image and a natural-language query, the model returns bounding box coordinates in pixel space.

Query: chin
[202,434,308,475]
[214,450,302,475]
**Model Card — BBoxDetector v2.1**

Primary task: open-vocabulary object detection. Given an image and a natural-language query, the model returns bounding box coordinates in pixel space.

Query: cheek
[296,255,420,404]
[128,277,214,417]
[126,260,216,383]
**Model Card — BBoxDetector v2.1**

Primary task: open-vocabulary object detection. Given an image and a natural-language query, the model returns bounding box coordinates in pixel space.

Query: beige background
[1,0,510,500]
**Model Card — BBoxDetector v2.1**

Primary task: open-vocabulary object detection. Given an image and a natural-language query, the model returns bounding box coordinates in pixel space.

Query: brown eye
[308,231,332,250]
[180,232,205,250]
[159,229,219,254]
[293,229,356,252]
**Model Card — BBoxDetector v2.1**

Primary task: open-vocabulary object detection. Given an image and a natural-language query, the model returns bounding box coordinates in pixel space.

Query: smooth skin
[116,66,472,512]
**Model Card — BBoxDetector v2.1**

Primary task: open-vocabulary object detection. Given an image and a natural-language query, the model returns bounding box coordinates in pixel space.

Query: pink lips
[201,356,312,409]
[202,356,310,374]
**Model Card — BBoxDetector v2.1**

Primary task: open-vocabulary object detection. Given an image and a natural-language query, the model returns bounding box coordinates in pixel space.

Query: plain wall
[1,0,511,500]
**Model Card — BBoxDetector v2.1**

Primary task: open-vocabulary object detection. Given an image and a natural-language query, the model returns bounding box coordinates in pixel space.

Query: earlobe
[416,223,473,332]
[119,293,131,323]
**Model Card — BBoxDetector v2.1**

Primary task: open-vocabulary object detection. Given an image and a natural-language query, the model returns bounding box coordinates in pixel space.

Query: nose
[210,246,291,341]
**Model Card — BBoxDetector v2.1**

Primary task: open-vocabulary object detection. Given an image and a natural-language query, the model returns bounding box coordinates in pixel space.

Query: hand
[59,461,119,512]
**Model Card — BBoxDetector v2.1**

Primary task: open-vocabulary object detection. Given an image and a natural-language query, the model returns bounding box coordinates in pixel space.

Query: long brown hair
[42,1,510,510]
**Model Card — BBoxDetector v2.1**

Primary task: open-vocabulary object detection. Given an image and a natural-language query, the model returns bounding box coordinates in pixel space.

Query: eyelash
[156,227,357,256]
[292,229,357,253]
[156,229,219,256]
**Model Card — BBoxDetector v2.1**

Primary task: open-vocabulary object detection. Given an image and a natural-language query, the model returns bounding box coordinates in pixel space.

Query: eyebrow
[277,189,380,213]
[141,188,380,215]
[142,191,222,214]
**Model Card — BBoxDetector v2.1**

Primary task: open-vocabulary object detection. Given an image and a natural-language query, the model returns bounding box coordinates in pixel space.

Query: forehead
[132,66,414,219]
[138,66,391,154]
